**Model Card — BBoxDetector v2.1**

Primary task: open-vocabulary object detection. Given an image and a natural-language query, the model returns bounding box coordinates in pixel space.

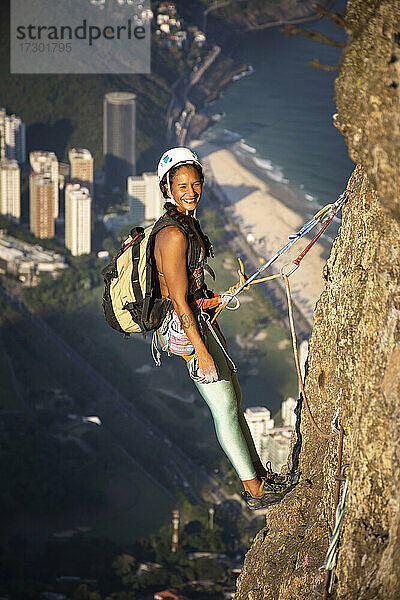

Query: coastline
[169,2,344,326]
[185,0,339,142]
[192,138,331,326]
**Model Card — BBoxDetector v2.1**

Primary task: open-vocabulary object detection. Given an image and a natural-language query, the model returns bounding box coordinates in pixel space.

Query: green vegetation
[24,253,102,314]
[0,214,68,254]
[208,0,294,29]
[0,473,257,599]
[0,350,18,409]
[0,290,173,549]
[0,4,183,176]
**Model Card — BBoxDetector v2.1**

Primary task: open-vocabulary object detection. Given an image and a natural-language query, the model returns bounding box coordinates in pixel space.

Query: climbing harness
[151,304,237,376]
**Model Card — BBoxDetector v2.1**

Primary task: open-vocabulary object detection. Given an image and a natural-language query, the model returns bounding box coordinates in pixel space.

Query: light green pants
[186,324,259,481]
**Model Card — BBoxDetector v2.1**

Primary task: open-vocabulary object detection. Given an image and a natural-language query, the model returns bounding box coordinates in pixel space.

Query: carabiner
[280,262,299,278]
[220,294,240,310]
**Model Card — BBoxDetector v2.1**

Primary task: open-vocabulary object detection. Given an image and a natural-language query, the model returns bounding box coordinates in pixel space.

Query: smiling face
[168,165,203,214]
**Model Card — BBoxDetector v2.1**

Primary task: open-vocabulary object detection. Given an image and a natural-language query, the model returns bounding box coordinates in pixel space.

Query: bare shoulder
[156,225,188,250]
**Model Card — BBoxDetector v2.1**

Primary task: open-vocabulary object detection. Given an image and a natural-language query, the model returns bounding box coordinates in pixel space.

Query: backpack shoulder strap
[149,212,198,271]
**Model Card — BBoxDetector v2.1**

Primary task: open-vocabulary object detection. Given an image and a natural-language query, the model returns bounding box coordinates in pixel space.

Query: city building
[154,590,186,600]
[244,406,274,456]
[127,172,163,224]
[193,31,206,47]
[160,22,170,34]
[135,561,162,576]
[245,401,298,472]
[68,148,94,197]
[0,108,6,160]
[157,13,170,24]
[65,183,91,256]
[0,158,20,221]
[281,396,297,428]
[187,552,228,560]
[30,150,60,218]
[29,173,55,238]
[158,2,177,15]
[0,231,67,286]
[171,509,179,553]
[156,3,187,49]
[260,427,293,473]
[2,112,26,164]
[103,92,136,191]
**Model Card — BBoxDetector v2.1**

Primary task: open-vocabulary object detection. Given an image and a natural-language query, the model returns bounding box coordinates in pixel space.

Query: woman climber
[152,147,294,510]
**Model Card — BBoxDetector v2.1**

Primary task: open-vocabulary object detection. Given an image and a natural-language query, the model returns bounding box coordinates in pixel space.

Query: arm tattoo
[179,313,195,330]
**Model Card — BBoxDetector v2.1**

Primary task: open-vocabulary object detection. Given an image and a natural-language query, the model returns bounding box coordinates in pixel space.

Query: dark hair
[162,201,197,235]
[163,202,214,260]
[159,162,204,199]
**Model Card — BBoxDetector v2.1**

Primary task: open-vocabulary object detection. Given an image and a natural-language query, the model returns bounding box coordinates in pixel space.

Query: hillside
[0,2,185,173]
[235,0,400,598]
[205,0,334,31]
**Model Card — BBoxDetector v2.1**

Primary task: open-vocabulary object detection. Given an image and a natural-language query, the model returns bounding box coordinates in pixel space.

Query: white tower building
[260,429,293,473]
[30,151,59,218]
[171,509,180,553]
[0,108,6,160]
[244,406,274,455]
[0,159,20,221]
[128,172,163,225]
[281,397,297,428]
[69,148,94,197]
[4,114,25,164]
[65,184,91,256]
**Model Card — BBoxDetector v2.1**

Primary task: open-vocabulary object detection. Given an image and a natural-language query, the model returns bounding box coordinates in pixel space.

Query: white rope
[322,479,349,571]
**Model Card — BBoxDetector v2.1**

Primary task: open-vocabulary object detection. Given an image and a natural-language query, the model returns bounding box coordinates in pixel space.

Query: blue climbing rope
[221,190,349,305]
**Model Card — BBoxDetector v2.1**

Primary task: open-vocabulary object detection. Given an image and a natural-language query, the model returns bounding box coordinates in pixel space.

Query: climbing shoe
[241,478,288,511]
[241,467,300,511]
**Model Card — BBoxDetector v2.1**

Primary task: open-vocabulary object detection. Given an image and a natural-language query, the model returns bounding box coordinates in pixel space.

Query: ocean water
[203,0,354,209]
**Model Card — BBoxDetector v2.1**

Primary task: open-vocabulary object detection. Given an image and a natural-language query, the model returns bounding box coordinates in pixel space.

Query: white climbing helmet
[157,147,203,183]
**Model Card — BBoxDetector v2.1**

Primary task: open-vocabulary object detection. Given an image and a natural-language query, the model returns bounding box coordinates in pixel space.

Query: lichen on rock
[235,1,400,598]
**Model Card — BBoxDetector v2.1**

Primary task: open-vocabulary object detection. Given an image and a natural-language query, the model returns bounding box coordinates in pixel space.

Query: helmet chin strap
[166,171,176,205]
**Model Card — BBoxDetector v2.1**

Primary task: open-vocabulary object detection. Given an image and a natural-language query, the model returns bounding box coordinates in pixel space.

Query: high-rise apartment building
[0,159,20,221]
[281,396,297,428]
[69,148,94,197]
[4,114,26,164]
[127,172,163,224]
[65,183,91,256]
[0,108,6,160]
[244,406,274,456]
[29,174,55,239]
[260,428,292,473]
[30,150,59,218]
[103,92,136,190]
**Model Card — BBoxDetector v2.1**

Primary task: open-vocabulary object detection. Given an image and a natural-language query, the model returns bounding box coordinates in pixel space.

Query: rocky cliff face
[235,1,400,598]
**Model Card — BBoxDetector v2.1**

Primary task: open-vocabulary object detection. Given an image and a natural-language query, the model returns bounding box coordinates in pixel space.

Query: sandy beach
[191,139,333,325]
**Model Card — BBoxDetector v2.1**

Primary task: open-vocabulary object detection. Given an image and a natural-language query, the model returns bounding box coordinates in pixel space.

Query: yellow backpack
[101,225,172,336]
